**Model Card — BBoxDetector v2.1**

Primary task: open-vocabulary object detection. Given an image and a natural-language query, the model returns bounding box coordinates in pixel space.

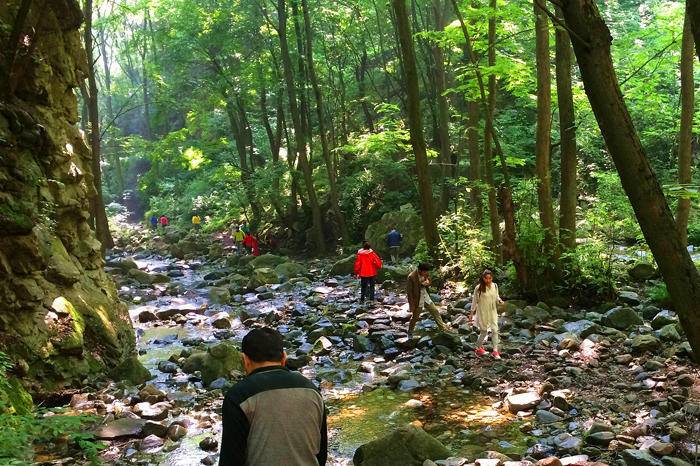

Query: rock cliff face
[0,1,145,391]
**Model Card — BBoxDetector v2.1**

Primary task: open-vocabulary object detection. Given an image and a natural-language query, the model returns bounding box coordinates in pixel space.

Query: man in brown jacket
[407,263,450,335]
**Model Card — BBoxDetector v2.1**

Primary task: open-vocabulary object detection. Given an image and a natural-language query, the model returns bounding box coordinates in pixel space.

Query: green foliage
[648,282,671,304]
[585,172,642,242]
[437,205,493,282]
[413,239,431,265]
[557,240,617,301]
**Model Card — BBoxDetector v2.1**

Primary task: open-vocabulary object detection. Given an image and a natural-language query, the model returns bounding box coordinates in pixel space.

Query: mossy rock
[1,378,33,415]
[364,205,423,257]
[330,255,356,276]
[181,342,243,386]
[110,355,153,385]
[275,262,307,280]
[250,254,287,269]
[51,297,85,354]
[353,425,450,466]
[249,267,280,287]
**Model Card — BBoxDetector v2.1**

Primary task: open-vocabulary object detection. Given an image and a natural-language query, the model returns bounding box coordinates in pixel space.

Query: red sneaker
[475,347,486,357]
[492,351,502,360]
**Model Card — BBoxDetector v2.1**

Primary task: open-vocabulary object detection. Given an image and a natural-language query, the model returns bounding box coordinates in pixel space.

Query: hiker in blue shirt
[149,215,158,230]
[386,228,402,263]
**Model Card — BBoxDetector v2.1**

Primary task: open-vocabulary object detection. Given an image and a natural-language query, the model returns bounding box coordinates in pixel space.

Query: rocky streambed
[41,229,700,466]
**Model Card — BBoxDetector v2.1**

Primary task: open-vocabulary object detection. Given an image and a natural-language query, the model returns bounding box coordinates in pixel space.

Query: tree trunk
[467,99,483,225]
[82,0,113,252]
[555,6,577,252]
[301,0,349,245]
[677,9,694,247]
[501,186,528,288]
[140,13,152,140]
[357,49,376,132]
[534,0,557,258]
[278,0,325,252]
[485,0,502,261]
[560,0,700,360]
[392,0,440,257]
[432,0,452,213]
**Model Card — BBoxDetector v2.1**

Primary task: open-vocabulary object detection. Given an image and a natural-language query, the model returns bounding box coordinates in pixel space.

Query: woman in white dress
[470,269,504,359]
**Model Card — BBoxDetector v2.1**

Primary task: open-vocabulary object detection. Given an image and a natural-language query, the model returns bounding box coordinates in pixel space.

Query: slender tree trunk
[357,49,376,132]
[82,0,113,252]
[97,21,124,199]
[301,0,349,245]
[561,0,700,360]
[485,0,502,261]
[432,0,451,213]
[677,9,694,247]
[392,0,440,257]
[140,13,152,140]
[278,0,325,252]
[555,6,578,252]
[534,0,557,258]
[467,99,483,225]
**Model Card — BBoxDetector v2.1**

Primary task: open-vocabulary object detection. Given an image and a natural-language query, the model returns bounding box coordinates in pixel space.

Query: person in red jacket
[243,232,260,257]
[354,242,383,304]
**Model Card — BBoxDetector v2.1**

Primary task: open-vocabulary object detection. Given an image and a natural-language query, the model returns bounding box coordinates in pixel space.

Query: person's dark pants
[360,276,376,303]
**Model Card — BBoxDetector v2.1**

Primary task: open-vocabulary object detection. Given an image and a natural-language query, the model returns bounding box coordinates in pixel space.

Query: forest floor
[37,224,700,466]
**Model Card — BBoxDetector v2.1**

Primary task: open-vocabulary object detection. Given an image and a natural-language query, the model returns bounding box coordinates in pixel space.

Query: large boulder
[631,334,661,354]
[628,264,657,281]
[275,262,307,280]
[562,320,600,339]
[603,306,643,330]
[352,425,450,466]
[250,254,287,269]
[208,287,231,305]
[250,268,280,287]
[330,254,356,276]
[377,264,411,283]
[364,205,423,256]
[181,343,243,386]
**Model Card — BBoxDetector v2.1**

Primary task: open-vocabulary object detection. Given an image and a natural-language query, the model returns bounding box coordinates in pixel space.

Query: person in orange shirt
[354,242,382,304]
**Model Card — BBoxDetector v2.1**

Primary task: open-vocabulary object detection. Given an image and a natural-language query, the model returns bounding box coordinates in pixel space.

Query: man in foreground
[219,328,327,466]
[407,263,450,335]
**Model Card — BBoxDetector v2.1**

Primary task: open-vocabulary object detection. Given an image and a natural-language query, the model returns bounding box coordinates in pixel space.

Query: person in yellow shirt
[192,214,202,231]
[233,225,246,254]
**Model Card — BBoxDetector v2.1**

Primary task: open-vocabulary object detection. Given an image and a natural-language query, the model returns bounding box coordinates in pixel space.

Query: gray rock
[628,264,657,281]
[651,310,677,330]
[603,306,643,330]
[536,409,564,424]
[562,320,600,338]
[93,418,147,439]
[139,434,164,452]
[208,287,231,304]
[631,335,661,354]
[199,436,219,452]
[506,392,542,414]
[167,424,187,441]
[398,379,421,392]
[586,431,615,447]
[659,324,682,342]
[619,291,641,306]
[622,449,663,466]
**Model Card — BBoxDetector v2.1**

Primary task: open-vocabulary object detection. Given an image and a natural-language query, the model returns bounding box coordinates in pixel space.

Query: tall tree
[432,0,452,212]
[467,99,483,224]
[560,0,700,360]
[677,8,694,247]
[277,0,326,252]
[555,6,577,251]
[82,0,113,252]
[534,0,556,259]
[392,0,440,256]
[301,0,349,244]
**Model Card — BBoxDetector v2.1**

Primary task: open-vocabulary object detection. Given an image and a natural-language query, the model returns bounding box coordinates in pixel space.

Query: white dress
[472,283,501,330]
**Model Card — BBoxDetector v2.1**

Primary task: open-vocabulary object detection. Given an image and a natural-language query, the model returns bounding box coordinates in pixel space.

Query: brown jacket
[407,270,422,312]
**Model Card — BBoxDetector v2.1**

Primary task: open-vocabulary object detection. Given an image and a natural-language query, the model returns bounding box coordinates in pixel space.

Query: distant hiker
[407,263,449,335]
[149,215,158,230]
[192,214,201,231]
[159,215,169,231]
[354,241,382,304]
[386,228,403,262]
[243,231,260,257]
[470,269,504,359]
[219,327,328,466]
[233,225,246,254]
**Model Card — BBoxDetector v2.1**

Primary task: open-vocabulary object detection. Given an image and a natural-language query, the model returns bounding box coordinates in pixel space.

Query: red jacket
[243,234,260,256]
[354,249,382,277]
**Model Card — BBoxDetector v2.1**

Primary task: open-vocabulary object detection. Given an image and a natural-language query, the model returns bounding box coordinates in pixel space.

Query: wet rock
[138,310,158,323]
[158,361,178,374]
[622,449,663,466]
[139,384,166,403]
[250,267,280,286]
[661,458,692,466]
[199,436,219,451]
[93,418,147,439]
[650,441,674,456]
[275,261,306,279]
[432,333,462,351]
[167,423,187,441]
[552,434,582,453]
[182,342,243,386]
[211,313,231,329]
[398,379,421,392]
[677,374,694,387]
[587,422,613,435]
[202,454,218,465]
[603,306,643,330]
[353,425,450,466]
[651,311,678,330]
[110,355,153,385]
[250,254,287,268]
[629,264,657,281]
[586,431,615,447]
[134,402,169,421]
[353,334,373,352]
[209,377,229,390]
[313,336,333,355]
[208,287,231,305]
[128,268,170,284]
[142,421,168,438]
[536,409,564,424]
[506,392,542,414]
[631,335,661,354]
[257,291,274,300]
[619,291,641,306]
[562,320,600,339]
[536,458,562,466]
[139,434,164,452]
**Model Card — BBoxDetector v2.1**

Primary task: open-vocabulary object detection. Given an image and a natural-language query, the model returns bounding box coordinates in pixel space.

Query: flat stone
[93,418,147,439]
[139,434,164,452]
[622,449,663,466]
[506,392,542,414]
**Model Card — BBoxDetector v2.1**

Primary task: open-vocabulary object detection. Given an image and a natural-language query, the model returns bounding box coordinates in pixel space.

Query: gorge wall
[0,0,146,392]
